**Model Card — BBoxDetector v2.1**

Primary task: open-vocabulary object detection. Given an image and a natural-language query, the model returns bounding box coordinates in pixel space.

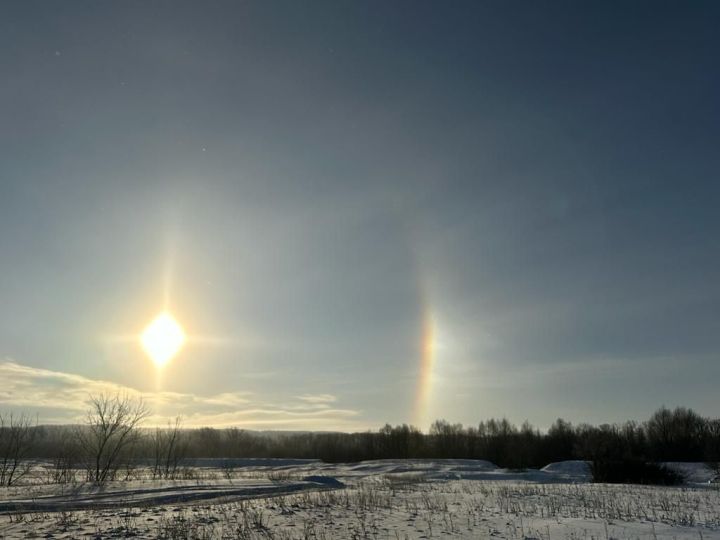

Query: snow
[301,475,345,487]
[662,461,718,484]
[0,478,335,513]
[540,459,592,480]
[0,460,719,539]
[183,457,320,469]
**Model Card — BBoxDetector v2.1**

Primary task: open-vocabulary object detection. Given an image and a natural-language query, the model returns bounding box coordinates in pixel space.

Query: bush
[590,459,685,485]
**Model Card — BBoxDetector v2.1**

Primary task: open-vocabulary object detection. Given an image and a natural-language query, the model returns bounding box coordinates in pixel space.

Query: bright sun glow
[141,312,186,368]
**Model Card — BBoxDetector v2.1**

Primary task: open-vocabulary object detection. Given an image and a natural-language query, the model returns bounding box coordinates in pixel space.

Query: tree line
[2,398,719,486]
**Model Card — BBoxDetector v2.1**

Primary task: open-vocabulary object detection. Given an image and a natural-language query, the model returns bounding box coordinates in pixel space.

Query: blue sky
[1,1,718,430]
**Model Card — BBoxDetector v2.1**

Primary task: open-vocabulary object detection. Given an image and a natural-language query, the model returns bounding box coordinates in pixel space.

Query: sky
[1,1,719,431]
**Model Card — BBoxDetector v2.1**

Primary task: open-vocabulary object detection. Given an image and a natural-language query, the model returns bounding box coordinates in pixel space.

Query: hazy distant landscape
[5,400,720,472]
[1,396,720,538]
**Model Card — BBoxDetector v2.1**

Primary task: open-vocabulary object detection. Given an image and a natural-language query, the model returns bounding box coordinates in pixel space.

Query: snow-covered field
[1,460,719,539]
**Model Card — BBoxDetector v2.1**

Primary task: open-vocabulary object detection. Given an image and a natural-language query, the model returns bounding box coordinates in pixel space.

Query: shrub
[590,459,685,485]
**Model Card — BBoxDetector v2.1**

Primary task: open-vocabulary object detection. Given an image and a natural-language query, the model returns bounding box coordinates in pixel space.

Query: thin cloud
[0,359,367,431]
[296,394,337,407]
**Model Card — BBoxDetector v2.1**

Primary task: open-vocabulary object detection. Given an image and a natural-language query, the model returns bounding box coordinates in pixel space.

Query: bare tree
[0,412,37,486]
[48,427,79,484]
[77,393,150,484]
[151,416,186,479]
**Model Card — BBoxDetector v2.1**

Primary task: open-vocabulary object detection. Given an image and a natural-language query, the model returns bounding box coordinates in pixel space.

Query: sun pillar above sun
[140,312,186,368]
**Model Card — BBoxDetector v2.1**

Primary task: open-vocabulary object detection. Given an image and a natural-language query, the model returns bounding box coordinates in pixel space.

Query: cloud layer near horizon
[0,360,366,431]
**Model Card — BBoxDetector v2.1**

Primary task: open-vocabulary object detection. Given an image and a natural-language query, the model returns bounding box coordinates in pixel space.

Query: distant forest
[19,405,720,468]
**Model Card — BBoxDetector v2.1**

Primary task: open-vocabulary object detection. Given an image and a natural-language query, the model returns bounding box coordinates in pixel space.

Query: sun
[140,312,186,368]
